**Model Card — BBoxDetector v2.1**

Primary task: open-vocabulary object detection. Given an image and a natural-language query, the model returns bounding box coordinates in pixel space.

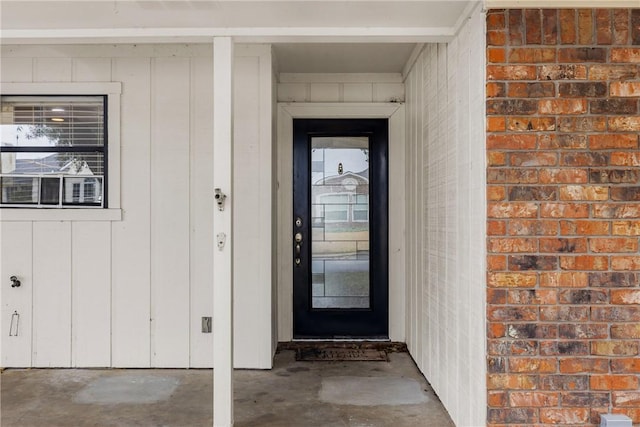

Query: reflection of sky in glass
[1,125,57,159]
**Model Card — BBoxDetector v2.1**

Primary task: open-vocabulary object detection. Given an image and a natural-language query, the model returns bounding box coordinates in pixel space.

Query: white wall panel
[72,58,112,82]
[150,57,191,368]
[0,222,33,367]
[278,83,307,102]
[0,57,33,82]
[2,43,273,369]
[309,83,340,102]
[404,5,486,427]
[234,56,262,368]
[32,222,72,367]
[71,222,111,367]
[277,75,404,103]
[373,83,405,102]
[34,58,72,82]
[189,55,215,368]
[111,56,152,367]
[233,46,274,369]
[343,83,373,102]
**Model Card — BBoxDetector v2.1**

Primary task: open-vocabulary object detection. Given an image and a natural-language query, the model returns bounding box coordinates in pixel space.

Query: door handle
[294,232,303,266]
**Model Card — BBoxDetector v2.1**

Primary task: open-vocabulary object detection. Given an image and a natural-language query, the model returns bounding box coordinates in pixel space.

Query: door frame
[277,103,405,342]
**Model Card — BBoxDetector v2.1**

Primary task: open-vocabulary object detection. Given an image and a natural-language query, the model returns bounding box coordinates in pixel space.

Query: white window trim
[0,82,122,222]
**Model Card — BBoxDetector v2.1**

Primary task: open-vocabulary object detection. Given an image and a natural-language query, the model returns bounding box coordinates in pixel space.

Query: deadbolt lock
[294,232,303,267]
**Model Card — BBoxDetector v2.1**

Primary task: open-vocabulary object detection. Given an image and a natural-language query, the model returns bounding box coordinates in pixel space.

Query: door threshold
[291,338,390,342]
[278,341,407,353]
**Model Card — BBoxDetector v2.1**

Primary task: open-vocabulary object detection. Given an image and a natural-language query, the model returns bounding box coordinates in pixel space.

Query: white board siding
[111,56,153,368]
[71,222,111,367]
[0,43,273,369]
[309,83,340,102]
[72,57,112,82]
[34,57,72,82]
[0,222,33,368]
[342,83,373,102]
[0,57,33,82]
[32,222,72,367]
[189,55,215,368]
[403,6,486,427]
[233,46,274,369]
[278,74,404,103]
[234,55,263,368]
[150,57,192,368]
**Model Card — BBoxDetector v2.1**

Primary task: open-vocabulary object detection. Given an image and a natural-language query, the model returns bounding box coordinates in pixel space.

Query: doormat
[296,348,388,362]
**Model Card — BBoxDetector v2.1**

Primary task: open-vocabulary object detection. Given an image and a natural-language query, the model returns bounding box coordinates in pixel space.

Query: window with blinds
[0,95,107,207]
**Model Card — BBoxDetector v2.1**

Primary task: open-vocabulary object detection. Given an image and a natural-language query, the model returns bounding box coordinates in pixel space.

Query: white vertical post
[213,36,234,427]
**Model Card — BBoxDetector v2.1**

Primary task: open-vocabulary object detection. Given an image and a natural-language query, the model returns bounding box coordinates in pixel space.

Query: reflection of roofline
[12,153,98,175]
[314,170,369,185]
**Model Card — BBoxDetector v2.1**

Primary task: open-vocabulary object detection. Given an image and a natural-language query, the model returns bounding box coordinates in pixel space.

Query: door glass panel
[310,136,369,309]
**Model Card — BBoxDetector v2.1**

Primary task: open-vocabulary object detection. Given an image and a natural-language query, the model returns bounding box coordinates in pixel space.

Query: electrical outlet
[202,317,212,333]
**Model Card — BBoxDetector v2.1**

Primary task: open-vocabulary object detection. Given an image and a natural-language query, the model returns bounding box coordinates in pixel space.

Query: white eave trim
[486,0,640,7]
[279,102,403,118]
[0,82,122,95]
[279,73,403,83]
[0,209,122,222]
[0,27,457,45]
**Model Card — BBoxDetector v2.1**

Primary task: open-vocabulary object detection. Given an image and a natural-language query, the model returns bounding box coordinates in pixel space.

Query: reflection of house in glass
[0,153,103,206]
[312,170,369,238]
[310,138,371,309]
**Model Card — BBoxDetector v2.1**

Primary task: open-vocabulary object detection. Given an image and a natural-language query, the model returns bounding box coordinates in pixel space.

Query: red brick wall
[486,8,640,426]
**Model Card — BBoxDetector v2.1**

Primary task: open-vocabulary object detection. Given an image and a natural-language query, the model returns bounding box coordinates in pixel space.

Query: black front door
[293,119,388,338]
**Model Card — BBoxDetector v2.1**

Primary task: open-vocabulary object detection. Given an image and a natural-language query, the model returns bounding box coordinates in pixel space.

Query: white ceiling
[0,1,475,74]
[1,1,473,31]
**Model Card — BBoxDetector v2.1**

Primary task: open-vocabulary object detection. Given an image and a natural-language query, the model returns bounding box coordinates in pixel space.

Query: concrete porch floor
[1,350,454,426]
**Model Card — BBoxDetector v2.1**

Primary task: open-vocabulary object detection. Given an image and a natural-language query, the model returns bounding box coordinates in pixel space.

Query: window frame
[0,82,122,221]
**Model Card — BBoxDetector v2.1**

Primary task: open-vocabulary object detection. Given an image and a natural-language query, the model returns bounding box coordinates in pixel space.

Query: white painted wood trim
[453,2,484,36]
[401,44,425,81]
[0,209,122,221]
[1,28,457,45]
[276,107,294,342]
[276,102,406,342]
[107,86,122,210]
[485,0,639,7]
[388,105,406,343]
[1,45,214,58]
[0,82,121,95]
[279,73,403,84]
[212,37,234,427]
[279,103,402,119]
